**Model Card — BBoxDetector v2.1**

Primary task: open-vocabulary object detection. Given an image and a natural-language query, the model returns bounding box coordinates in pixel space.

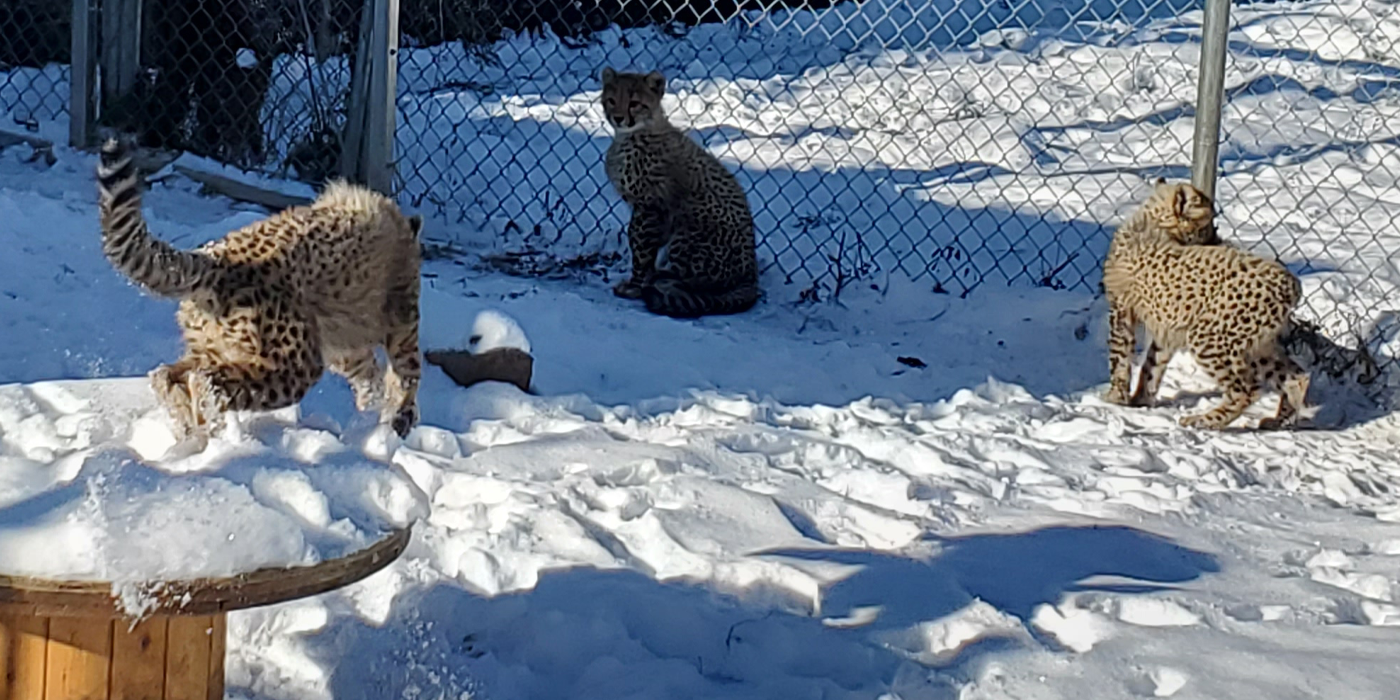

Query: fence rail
[0,0,1395,385]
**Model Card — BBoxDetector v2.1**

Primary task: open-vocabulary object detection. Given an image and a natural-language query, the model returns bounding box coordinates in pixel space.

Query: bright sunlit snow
[2,0,1400,698]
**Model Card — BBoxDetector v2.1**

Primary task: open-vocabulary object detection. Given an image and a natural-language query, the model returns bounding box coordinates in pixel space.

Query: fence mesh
[390,0,1398,381]
[393,0,1206,297]
[96,0,359,182]
[1211,0,1398,384]
[0,0,70,135]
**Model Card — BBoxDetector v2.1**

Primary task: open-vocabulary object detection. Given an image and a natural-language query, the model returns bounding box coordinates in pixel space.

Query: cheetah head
[1149,178,1218,244]
[600,67,666,133]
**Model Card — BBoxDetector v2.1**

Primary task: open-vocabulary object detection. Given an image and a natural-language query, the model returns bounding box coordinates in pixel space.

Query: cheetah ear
[644,70,665,94]
[1172,186,1188,218]
[408,214,424,238]
[601,67,617,86]
[1154,176,1167,186]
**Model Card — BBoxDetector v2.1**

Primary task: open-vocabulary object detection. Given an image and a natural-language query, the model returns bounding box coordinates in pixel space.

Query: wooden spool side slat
[163,617,217,700]
[44,618,111,700]
[110,618,167,700]
[0,615,48,700]
[205,617,224,700]
[2,616,47,697]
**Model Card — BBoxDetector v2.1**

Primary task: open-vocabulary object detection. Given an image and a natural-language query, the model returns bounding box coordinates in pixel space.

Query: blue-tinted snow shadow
[762,524,1220,626]
[280,523,1217,700]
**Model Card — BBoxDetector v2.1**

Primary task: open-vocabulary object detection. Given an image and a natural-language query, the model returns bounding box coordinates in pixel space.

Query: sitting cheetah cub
[1102,179,1309,430]
[97,137,424,445]
[600,68,761,318]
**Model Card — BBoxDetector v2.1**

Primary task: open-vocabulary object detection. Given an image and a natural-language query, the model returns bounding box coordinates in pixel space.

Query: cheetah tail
[641,277,761,319]
[96,138,218,298]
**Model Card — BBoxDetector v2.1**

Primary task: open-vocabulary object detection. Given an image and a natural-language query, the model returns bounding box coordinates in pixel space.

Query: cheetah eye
[604,97,616,107]
[629,100,642,109]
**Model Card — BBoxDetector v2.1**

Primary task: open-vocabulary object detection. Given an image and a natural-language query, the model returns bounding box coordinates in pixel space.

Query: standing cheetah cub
[601,68,761,318]
[97,137,424,445]
[1102,179,1309,430]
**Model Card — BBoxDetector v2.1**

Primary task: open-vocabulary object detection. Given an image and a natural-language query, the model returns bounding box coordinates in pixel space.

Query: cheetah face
[600,67,666,133]
[1151,179,1216,244]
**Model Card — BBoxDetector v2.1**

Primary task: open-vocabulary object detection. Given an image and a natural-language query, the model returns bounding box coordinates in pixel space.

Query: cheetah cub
[601,68,761,318]
[97,137,424,445]
[1102,179,1309,430]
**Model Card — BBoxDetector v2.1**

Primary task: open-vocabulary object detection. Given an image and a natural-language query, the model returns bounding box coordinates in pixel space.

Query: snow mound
[0,378,428,585]
[466,309,533,355]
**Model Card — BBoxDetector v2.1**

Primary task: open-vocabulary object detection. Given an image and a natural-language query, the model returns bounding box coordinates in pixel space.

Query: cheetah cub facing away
[1102,179,1309,430]
[97,137,424,444]
[601,68,761,318]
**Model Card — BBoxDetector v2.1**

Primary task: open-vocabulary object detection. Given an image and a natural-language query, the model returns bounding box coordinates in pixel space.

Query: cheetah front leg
[382,283,422,438]
[1129,341,1174,407]
[615,205,667,299]
[1102,301,1138,405]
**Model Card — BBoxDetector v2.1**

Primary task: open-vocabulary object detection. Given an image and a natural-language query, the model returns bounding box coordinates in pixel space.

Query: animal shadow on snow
[290,524,1217,700]
[762,524,1219,629]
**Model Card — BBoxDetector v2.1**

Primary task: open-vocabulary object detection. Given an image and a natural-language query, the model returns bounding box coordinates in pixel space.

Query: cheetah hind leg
[150,358,202,443]
[1257,354,1311,430]
[327,346,386,412]
[186,359,324,441]
[613,278,647,300]
[1179,354,1257,430]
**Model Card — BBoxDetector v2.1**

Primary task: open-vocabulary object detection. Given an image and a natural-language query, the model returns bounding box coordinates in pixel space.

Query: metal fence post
[100,0,143,106]
[364,0,400,195]
[340,0,375,184]
[1191,0,1232,199]
[69,0,99,149]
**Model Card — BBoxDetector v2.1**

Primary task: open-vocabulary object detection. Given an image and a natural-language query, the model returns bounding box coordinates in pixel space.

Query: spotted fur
[1102,179,1309,430]
[97,137,424,443]
[601,68,760,318]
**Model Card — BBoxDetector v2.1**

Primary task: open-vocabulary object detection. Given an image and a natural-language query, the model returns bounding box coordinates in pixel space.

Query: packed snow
[0,378,426,586]
[2,0,1400,698]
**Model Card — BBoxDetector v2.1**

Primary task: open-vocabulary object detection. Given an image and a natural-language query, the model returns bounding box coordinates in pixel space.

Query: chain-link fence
[389,0,1399,381]
[1210,0,1398,384]
[0,0,71,137]
[89,0,359,181]
[395,0,1208,296]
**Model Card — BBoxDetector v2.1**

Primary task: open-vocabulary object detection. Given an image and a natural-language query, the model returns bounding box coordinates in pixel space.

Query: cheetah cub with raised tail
[97,137,424,444]
[601,68,761,318]
[1102,179,1309,430]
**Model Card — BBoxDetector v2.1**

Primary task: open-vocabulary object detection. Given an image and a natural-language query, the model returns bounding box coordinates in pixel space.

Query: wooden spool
[0,528,410,700]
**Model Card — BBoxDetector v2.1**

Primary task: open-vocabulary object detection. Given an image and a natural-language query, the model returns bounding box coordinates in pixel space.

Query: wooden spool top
[0,527,410,619]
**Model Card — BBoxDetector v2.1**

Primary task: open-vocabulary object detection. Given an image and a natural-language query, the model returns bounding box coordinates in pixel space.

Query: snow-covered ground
[2,136,1400,699]
[2,0,1400,698]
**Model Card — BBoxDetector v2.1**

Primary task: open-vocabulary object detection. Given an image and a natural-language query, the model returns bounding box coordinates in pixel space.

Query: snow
[2,0,1400,698]
[465,310,533,355]
[0,377,426,592]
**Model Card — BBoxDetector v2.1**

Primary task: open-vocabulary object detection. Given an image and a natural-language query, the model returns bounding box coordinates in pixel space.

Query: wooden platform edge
[0,129,53,151]
[0,527,410,619]
[171,163,314,212]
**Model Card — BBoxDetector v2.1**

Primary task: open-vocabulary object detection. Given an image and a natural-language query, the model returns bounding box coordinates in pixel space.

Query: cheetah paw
[1102,386,1133,405]
[1128,390,1157,408]
[613,279,645,299]
[1257,415,1300,431]
[390,404,418,438]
